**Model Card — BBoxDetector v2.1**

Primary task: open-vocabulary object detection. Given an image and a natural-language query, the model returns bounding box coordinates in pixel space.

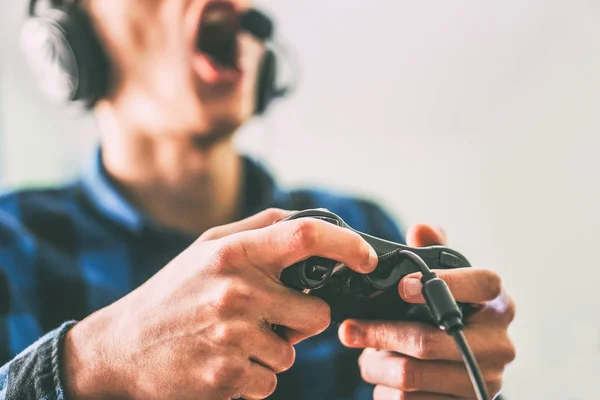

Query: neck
[96,105,243,236]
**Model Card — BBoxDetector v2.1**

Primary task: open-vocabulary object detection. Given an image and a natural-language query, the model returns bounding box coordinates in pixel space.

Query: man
[0,0,516,399]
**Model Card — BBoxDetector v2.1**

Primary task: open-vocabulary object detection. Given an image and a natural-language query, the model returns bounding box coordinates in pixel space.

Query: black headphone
[240,9,292,115]
[20,0,292,115]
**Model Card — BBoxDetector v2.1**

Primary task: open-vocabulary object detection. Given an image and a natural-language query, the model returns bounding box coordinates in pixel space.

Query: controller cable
[390,250,492,400]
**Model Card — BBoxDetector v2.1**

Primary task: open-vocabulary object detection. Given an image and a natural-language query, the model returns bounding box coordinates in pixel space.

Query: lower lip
[192,53,242,84]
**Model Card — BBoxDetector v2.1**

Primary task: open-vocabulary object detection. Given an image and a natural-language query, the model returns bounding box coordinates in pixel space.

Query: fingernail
[402,278,422,299]
[347,324,362,345]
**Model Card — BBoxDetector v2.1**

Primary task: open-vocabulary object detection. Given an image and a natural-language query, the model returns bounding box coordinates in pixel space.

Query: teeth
[202,10,230,24]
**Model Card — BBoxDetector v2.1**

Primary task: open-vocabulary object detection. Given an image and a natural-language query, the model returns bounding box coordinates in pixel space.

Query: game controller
[279,209,475,325]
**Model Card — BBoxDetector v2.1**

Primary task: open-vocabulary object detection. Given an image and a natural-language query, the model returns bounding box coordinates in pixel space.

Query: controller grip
[277,209,477,326]
[280,254,478,325]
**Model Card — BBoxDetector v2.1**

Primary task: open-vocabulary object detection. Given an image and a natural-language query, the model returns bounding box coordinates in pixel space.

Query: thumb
[406,224,448,247]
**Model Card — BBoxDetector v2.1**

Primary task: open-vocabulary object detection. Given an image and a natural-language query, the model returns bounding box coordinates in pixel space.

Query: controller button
[440,251,470,269]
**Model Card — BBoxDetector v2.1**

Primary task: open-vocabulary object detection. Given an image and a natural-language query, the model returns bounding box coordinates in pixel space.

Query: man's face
[89,0,263,140]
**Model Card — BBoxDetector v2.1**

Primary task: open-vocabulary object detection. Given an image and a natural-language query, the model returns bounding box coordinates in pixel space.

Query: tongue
[193,54,240,83]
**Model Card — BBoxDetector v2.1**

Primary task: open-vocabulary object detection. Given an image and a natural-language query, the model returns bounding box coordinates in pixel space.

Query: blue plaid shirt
[0,151,405,399]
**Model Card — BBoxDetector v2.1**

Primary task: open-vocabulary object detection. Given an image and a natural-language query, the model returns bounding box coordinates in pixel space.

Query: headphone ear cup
[20,7,109,109]
[255,49,277,116]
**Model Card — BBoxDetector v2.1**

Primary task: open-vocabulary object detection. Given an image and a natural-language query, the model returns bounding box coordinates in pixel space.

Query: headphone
[20,0,293,115]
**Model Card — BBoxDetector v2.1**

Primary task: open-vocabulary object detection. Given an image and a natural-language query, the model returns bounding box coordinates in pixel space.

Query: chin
[190,94,253,139]
[190,127,234,149]
[188,113,244,149]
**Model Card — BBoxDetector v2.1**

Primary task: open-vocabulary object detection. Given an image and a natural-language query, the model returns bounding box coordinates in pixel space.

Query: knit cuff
[3,321,78,400]
[50,321,79,399]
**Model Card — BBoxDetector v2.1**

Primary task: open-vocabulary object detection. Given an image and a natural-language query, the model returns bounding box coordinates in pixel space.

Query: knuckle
[229,279,254,302]
[278,343,296,372]
[487,377,504,397]
[264,207,286,221]
[481,269,503,301]
[215,278,254,313]
[206,357,246,390]
[501,337,517,364]
[290,220,320,253]
[211,323,241,345]
[395,358,421,392]
[415,331,439,359]
[199,227,217,241]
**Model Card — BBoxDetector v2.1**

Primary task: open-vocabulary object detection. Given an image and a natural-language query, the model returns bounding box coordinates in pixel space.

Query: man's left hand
[338,224,517,400]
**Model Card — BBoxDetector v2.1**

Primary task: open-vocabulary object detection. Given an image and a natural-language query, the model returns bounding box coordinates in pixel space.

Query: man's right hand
[62,208,378,400]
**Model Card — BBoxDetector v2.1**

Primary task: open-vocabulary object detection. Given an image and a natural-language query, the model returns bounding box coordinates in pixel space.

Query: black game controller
[279,209,475,325]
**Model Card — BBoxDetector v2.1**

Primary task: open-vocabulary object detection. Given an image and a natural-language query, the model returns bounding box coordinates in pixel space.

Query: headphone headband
[29,0,78,16]
[21,0,109,108]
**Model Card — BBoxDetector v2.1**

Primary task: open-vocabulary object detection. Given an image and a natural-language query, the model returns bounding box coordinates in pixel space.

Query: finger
[339,320,515,363]
[222,217,378,274]
[406,224,447,247]
[373,386,459,400]
[264,282,332,342]
[249,327,296,374]
[373,385,403,400]
[360,351,503,397]
[398,268,503,304]
[471,289,516,326]
[199,208,295,241]
[236,362,278,400]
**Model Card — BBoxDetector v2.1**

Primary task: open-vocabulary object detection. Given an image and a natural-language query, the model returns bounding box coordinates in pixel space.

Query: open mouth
[196,1,240,71]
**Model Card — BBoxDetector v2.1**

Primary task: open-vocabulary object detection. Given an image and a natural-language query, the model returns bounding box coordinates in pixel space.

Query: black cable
[453,330,490,400]
[394,250,492,400]
[396,250,437,281]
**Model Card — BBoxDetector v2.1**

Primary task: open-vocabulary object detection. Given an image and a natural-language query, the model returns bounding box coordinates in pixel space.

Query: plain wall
[2,1,600,398]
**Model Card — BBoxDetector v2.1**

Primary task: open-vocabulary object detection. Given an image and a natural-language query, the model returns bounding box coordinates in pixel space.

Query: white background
[2,1,600,398]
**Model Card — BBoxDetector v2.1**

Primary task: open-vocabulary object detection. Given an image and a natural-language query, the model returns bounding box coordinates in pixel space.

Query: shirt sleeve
[0,321,76,400]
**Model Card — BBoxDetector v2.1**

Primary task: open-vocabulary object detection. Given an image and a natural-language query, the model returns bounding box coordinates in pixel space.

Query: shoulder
[0,183,88,247]
[285,188,406,244]
[0,184,81,218]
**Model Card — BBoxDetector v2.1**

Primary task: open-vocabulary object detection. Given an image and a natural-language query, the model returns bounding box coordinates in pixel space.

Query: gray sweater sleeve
[0,321,77,400]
